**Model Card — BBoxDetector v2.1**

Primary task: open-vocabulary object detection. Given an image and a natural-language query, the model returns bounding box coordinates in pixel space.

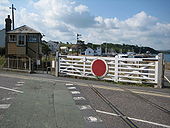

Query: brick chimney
[5,15,12,32]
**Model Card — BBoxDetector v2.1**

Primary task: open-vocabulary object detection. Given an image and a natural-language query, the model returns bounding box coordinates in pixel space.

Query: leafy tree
[42,42,51,55]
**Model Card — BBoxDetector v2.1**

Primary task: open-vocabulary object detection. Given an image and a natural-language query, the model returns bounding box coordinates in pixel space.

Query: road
[0,73,86,128]
[165,70,170,87]
[0,71,170,128]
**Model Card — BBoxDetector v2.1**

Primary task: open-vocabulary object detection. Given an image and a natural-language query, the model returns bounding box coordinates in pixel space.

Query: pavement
[0,70,170,128]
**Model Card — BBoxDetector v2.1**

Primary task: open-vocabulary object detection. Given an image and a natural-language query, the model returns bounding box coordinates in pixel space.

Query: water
[164,54,170,62]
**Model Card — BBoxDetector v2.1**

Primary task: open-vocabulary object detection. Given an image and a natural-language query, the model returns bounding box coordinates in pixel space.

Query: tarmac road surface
[0,71,170,128]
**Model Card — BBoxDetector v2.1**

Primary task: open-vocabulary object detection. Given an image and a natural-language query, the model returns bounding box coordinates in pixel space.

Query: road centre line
[2,97,13,101]
[15,84,23,86]
[70,91,80,94]
[73,97,86,100]
[0,74,169,98]
[67,87,76,90]
[0,86,23,94]
[96,110,170,128]
[66,83,73,86]
[84,116,103,122]
[77,105,92,110]
[0,104,11,109]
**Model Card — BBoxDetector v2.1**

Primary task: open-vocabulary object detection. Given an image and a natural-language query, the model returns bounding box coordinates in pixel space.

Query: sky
[0,0,170,50]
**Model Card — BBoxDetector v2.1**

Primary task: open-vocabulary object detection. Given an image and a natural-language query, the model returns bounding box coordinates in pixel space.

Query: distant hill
[87,43,159,54]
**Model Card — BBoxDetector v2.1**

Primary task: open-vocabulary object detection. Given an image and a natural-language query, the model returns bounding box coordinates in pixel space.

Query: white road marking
[96,110,170,128]
[77,105,92,110]
[73,97,86,100]
[70,91,80,94]
[0,86,23,94]
[15,84,23,86]
[17,82,24,84]
[2,97,13,101]
[66,83,73,86]
[0,104,11,109]
[84,116,102,122]
[1,73,170,98]
[67,87,76,90]
[164,76,170,84]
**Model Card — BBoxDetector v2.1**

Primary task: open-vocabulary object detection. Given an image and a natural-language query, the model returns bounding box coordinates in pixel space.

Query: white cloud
[0,0,170,50]
[0,0,10,26]
[74,4,89,14]
[125,11,157,28]
[0,0,9,4]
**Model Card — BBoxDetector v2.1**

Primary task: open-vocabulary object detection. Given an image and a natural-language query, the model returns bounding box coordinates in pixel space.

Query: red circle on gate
[91,59,108,77]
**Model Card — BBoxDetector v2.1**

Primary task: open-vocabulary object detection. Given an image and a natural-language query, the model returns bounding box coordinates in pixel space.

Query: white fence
[58,54,162,85]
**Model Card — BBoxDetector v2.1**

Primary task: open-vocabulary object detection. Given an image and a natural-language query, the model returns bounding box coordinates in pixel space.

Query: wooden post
[154,55,158,84]
[16,57,18,69]
[157,53,164,88]
[7,57,9,68]
[29,58,31,73]
[83,57,86,77]
[114,55,119,82]
[55,52,59,77]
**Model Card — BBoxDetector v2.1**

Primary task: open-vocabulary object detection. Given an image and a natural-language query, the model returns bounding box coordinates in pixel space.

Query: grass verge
[0,56,5,68]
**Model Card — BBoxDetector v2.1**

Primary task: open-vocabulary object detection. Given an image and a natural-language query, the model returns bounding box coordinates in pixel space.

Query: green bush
[0,56,5,68]
[0,47,5,56]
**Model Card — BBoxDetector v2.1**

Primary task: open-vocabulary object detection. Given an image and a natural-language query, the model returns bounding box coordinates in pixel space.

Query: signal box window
[27,34,38,42]
[9,35,17,42]
[17,35,25,46]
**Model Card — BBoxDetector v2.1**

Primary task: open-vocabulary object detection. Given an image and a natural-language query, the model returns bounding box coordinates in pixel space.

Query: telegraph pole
[9,4,16,30]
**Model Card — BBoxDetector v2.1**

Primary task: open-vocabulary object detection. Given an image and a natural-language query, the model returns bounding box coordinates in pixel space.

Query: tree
[42,43,51,56]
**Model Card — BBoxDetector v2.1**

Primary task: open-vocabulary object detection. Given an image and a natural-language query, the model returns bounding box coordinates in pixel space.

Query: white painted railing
[59,55,160,84]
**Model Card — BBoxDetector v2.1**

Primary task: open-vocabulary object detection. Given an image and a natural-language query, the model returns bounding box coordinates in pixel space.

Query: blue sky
[0,0,170,50]
[10,0,170,22]
[77,0,170,22]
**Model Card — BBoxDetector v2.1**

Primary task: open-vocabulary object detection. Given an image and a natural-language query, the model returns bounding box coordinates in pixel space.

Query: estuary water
[164,54,170,62]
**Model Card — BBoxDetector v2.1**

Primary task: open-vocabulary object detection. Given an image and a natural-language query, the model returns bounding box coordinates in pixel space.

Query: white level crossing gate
[56,53,164,87]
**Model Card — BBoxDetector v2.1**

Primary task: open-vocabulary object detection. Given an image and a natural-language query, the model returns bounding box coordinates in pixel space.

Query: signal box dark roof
[7,25,41,34]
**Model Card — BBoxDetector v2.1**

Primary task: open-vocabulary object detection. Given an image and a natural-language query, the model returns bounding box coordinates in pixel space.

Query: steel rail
[116,86,170,115]
[90,86,138,128]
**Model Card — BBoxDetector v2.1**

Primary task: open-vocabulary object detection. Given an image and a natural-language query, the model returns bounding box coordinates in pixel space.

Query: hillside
[86,43,159,54]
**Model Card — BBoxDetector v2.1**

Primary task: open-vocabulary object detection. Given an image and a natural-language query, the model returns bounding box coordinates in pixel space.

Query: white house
[60,46,69,54]
[117,54,128,58]
[94,47,102,56]
[85,48,94,56]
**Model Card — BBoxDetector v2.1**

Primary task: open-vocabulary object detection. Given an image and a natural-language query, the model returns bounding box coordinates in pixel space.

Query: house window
[17,35,25,46]
[9,35,17,42]
[27,34,38,42]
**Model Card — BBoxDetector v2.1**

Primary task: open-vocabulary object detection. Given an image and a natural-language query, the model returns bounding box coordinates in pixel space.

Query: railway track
[115,86,170,115]
[90,86,139,128]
